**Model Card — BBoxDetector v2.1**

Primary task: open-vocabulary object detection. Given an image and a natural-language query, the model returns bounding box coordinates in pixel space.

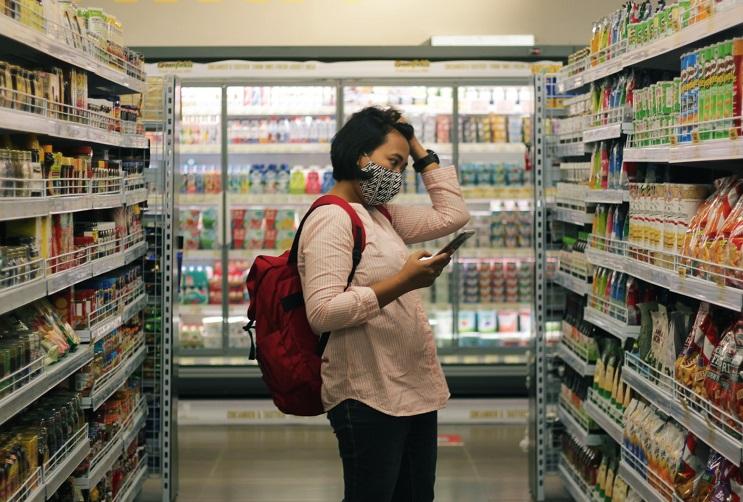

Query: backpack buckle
[244,320,257,360]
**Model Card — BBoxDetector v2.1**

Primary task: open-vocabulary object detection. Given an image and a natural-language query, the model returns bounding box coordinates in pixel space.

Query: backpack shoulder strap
[375,205,392,223]
[289,195,365,286]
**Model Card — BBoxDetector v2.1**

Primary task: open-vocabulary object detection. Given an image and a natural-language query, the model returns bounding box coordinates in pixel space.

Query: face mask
[358,160,402,206]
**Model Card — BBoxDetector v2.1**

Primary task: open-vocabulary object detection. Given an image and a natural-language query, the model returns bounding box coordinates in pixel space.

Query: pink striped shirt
[297,166,470,416]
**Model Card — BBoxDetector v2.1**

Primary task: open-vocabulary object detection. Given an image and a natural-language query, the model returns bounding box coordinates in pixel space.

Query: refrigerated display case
[147,60,542,397]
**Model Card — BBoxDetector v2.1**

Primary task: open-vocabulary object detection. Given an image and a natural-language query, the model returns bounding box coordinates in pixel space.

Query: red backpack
[244,195,390,416]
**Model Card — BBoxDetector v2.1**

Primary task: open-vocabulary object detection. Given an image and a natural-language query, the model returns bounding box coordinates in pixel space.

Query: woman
[297,106,470,502]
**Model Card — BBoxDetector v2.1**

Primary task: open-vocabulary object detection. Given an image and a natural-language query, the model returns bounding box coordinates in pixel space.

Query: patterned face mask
[358,159,402,206]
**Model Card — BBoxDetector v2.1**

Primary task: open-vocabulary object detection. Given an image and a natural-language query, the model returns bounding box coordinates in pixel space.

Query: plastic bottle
[290,166,306,195]
[264,164,278,193]
[275,164,289,194]
[249,165,264,194]
[321,169,335,193]
[305,167,322,194]
[240,165,251,193]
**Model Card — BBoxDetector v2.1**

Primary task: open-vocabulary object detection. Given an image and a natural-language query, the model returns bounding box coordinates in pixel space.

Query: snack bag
[675,303,714,389]
[695,453,725,501]
[704,324,737,412]
[674,433,711,501]
[696,179,743,280]
[680,178,731,265]
[725,320,743,421]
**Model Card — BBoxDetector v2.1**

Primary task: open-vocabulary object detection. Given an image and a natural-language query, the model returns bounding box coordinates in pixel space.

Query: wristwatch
[412,149,439,173]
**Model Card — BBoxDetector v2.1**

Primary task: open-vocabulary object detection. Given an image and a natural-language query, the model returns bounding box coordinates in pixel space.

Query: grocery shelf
[623,146,670,163]
[0,277,47,316]
[125,188,149,206]
[558,458,594,502]
[588,250,743,312]
[556,141,588,158]
[7,467,43,502]
[556,342,595,377]
[0,108,147,149]
[43,425,90,498]
[558,2,743,93]
[668,137,743,163]
[554,270,588,296]
[73,398,147,490]
[82,343,147,410]
[458,247,534,259]
[557,403,603,447]
[77,313,122,344]
[122,293,148,322]
[582,122,632,143]
[0,14,145,94]
[553,207,592,226]
[0,190,149,222]
[584,190,629,204]
[228,106,336,117]
[623,353,743,466]
[48,240,147,295]
[0,347,93,428]
[0,198,50,221]
[112,456,148,502]
[584,390,623,445]
[228,143,331,154]
[584,246,627,273]
[583,306,640,341]
[458,142,525,156]
[180,144,221,155]
[617,460,668,502]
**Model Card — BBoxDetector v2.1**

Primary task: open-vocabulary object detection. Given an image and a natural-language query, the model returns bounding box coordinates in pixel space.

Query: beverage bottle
[249,165,264,194]
[263,164,277,194]
[290,166,306,195]
[277,164,290,194]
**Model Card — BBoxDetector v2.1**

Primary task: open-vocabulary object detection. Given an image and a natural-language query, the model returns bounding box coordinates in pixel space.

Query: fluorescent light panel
[430,35,535,47]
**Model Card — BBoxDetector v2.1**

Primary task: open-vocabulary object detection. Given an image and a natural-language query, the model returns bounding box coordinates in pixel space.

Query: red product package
[725,320,743,421]
[704,323,739,412]
[697,179,743,280]
[675,303,714,390]
[680,178,733,263]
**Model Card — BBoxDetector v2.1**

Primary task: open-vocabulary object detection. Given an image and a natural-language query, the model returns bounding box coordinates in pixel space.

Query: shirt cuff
[421,165,458,187]
[348,285,382,320]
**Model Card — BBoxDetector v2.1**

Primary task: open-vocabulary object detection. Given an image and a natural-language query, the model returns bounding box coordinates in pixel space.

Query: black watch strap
[413,149,439,173]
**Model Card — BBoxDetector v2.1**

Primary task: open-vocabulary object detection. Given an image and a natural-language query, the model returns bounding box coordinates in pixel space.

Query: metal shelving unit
[0,9,173,501]
[545,3,743,500]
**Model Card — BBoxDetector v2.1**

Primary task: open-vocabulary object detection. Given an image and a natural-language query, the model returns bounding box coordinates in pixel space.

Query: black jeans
[327,399,438,502]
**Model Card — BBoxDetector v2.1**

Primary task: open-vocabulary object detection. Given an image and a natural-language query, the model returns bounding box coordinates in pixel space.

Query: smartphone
[420,230,476,260]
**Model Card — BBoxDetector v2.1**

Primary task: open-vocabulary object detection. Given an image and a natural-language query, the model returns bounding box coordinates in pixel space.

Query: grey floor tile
[176,424,530,502]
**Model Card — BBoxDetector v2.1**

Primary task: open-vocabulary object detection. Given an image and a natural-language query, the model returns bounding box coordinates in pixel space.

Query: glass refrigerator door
[455,85,535,363]
[343,85,456,352]
[456,86,534,363]
[225,85,338,350]
[177,86,224,356]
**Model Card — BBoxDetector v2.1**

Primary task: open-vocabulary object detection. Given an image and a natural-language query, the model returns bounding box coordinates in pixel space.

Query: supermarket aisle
[178,424,529,502]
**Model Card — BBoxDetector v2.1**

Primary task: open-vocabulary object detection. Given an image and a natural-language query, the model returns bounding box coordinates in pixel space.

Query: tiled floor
[175,424,533,502]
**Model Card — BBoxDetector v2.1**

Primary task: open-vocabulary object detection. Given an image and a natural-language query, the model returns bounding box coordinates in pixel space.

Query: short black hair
[331,106,414,181]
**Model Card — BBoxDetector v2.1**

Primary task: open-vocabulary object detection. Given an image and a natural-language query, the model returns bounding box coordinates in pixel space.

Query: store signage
[146,59,539,80]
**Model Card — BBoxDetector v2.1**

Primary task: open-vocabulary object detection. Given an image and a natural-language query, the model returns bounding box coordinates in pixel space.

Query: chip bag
[674,433,710,501]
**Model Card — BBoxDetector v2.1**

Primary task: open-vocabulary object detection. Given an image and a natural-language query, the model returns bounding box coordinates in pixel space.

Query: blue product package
[322,171,335,193]
[475,162,491,186]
